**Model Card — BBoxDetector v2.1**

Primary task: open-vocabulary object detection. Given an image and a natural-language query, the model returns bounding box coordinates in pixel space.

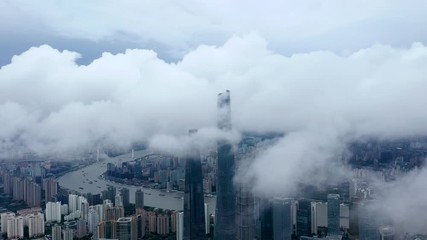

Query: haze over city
[1,1,427,239]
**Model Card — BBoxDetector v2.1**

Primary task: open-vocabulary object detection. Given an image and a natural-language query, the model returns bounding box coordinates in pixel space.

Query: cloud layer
[3,1,427,65]
[2,34,427,232]
[2,34,427,155]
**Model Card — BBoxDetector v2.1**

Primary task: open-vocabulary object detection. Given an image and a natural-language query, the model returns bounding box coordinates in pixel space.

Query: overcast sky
[2,0,427,65]
[2,1,427,233]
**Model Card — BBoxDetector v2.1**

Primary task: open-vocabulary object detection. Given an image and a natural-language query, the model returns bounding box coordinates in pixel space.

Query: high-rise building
[104,205,124,221]
[68,194,79,213]
[115,194,123,207]
[46,201,62,222]
[76,219,87,238]
[102,186,117,204]
[81,200,89,220]
[88,207,100,236]
[27,213,45,238]
[327,194,340,235]
[176,212,184,240]
[134,162,143,179]
[148,212,157,233]
[95,204,105,221]
[339,203,350,230]
[215,90,236,240]
[12,177,24,201]
[1,172,13,195]
[120,188,130,208]
[297,199,312,238]
[61,204,69,215]
[52,224,62,240]
[135,189,144,210]
[62,228,74,240]
[260,200,273,240]
[24,179,41,207]
[1,213,14,234]
[117,217,137,240]
[85,193,102,206]
[43,178,58,203]
[183,133,206,240]
[135,214,145,239]
[272,198,293,240]
[97,220,117,239]
[236,186,255,240]
[6,215,24,239]
[204,203,210,235]
[349,197,361,238]
[311,201,328,234]
[358,200,379,240]
[157,214,170,235]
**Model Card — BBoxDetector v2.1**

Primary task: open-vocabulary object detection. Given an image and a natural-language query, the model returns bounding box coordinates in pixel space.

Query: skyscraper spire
[215,90,236,240]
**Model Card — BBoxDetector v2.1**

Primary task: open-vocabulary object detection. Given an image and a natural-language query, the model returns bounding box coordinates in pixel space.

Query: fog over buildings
[2,0,427,236]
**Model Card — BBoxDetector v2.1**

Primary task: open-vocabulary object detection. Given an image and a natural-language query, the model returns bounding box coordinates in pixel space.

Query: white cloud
[3,0,427,60]
[1,34,427,232]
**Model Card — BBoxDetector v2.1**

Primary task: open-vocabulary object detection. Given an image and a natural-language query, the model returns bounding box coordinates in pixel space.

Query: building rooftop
[117,217,133,222]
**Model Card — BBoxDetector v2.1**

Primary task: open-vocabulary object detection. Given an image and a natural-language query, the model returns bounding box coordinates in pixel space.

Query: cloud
[2,34,427,232]
[149,127,241,157]
[3,1,427,66]
[2,34,427,153]
[368,166,427,232]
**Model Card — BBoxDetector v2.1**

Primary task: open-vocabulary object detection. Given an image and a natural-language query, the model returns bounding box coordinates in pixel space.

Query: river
[57,150,216,214]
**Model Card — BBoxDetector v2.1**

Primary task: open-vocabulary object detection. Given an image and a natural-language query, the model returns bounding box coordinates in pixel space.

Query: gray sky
[2,0,427,232]
[2,0,427,65]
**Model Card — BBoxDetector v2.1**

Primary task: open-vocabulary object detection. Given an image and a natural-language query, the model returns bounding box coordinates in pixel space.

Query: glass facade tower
[214,90,236,240]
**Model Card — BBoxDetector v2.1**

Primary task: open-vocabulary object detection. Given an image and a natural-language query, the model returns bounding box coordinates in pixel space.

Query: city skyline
[2,1,427,239]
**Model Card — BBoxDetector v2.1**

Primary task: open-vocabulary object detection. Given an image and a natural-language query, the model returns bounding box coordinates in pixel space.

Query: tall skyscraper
[327,194,340,235]
[311,201,328,234]
[272,198,293,240]
[349,197,361,238]
[120,188,130,208]
[260,200,273,240]
[297,199,312,238]
[183,130,206,240]
[236,186,255,240]
[358,200,379,240]
[102,186,117,204]
[135,189,144,210]
[215,90,236,240]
